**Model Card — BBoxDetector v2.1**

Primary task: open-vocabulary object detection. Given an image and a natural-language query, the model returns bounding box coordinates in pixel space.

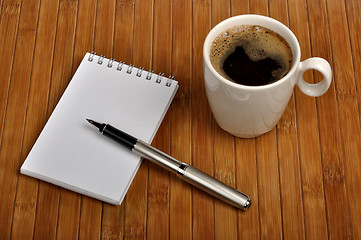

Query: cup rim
[203,14,301,91]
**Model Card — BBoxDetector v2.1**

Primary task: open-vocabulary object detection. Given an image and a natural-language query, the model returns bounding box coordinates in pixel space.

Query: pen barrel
[180,166,251,211]
[133,140,183,174]
[133,140,251,211]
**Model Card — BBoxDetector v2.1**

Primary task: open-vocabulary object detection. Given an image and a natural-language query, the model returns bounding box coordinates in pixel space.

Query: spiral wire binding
[166,76,174,87]
[127,64,134,74]
[146,70,155,80]
[98,55,105,65]
[107,58,114,68]
[136,67,144,77]
[156,73,165,84]
[88,52,174,87]
[89,52,95,62]
[117,61,124,71]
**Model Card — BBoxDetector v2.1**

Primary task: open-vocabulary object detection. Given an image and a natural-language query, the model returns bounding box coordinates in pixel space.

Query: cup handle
[296,57,332,97]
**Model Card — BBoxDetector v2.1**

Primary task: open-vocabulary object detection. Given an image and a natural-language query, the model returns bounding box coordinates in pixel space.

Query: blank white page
[21,53,178,204]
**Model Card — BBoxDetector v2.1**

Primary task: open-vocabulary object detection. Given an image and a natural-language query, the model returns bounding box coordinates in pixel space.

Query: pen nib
[86,119,103,130]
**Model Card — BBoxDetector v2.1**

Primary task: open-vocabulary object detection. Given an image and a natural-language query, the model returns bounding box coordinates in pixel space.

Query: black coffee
[210,25,293,86]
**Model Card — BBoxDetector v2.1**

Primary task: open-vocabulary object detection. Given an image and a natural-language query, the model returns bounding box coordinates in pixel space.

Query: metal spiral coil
[107,58,114,68]
[136,67,144,77]
[88,52,174,87]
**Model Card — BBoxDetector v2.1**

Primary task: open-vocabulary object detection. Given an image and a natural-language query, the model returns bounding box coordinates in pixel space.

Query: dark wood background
[0,0,360,239]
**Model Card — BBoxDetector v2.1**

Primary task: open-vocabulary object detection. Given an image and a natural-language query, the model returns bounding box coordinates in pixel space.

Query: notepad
[21,52,178,205]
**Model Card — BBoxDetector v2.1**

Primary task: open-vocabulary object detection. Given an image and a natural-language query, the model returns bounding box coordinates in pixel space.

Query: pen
[86,119,251,211]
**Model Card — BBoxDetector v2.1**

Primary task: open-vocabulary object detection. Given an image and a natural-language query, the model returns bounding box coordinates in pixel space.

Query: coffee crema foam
[210,25,293,85]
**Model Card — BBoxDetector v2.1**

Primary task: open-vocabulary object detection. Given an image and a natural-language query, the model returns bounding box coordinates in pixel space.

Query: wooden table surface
[1,0,361,239]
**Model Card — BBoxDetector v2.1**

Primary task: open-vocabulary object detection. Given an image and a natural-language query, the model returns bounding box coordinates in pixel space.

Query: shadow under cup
[203,15,330,138]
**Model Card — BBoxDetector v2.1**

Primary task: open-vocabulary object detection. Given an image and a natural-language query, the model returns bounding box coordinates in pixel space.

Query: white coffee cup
[203,14,332,138]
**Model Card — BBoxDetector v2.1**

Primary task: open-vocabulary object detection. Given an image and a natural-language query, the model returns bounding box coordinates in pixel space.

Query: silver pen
[87,119,251,211]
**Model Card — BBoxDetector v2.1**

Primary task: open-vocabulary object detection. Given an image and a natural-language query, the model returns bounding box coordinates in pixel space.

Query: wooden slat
[72,0,97,70]
[0,1,20,144]
[213,126,238,240]
[0,1,3,19]
[12,1,58,238]
[10,4,43,236]
[145,0,172,236]
[0,0,21,147]
[113,0,134,63]
[345,1,361,237]
[191,0,214,239]
[121,0,152,239]
[131,0,153,67]
[78,198,102,240]
[269,1,305,239]
[33,184,60,238]
[288,0,329,239]
[10,0,60,239]
[93,0,116,56]
[346,0,361,124]
[102,204,125,240]
[170,0,193,239]
[256,132,283,239]
[101,1,134,239]
[235,138,260,240]
[56,191,81,239]
[8,4,42,239]
[211,0,230,26]
[275,90,305,238]
[306,0,351,239]
[230,0,249,16]
[249,0,268,15]
[326,0,361,238]
[0,0,36,238]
